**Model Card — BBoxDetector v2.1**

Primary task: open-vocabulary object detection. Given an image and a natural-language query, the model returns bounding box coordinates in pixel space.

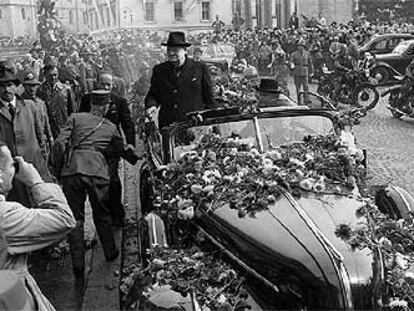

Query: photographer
[0,141,76,310]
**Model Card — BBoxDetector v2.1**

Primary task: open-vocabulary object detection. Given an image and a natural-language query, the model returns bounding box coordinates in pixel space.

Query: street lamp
[123,7,133,35]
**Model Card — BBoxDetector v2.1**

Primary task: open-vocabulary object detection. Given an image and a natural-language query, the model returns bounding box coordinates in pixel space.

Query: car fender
[373,62,403,76]
[381,84,404,97]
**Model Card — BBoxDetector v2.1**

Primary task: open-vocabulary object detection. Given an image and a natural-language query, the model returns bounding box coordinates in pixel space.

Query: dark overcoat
[145,57,215,129]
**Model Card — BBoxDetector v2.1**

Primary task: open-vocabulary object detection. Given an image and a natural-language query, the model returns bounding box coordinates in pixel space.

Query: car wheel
[371,67,390,84]
[353,83,380,110]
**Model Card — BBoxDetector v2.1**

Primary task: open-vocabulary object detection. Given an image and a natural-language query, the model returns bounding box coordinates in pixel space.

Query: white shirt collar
[0,97,16,108]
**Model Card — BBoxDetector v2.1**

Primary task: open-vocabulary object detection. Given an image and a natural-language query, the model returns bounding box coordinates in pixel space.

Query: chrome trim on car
[283,192,354,310]
[194,225,280,294]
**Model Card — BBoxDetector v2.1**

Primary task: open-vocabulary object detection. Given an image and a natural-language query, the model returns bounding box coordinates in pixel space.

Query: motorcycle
[381,77,414,119]
[317,60,380,110]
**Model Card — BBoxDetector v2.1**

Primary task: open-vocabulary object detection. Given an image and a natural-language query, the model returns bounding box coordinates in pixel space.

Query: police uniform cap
[91,90,111,105]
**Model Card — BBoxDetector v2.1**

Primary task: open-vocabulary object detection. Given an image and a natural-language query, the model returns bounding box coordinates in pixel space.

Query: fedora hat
[0,67,20,86]
[162,31,191,47]
[22,71,40,85]
[255,78,283,93]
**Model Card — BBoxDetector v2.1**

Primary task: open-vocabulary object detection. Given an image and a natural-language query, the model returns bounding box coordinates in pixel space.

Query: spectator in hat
[289,12,299,30]
[21,72,53,156]
[37,65,77,139]
[0,141,75,310]
[145,31,216,129]
[290,39,314,103]
[51,90,132,278]
[0,65,52,207]
[255,77,295,108]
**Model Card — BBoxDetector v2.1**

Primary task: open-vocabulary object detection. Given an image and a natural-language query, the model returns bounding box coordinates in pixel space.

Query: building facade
[87,0,233,33]
[0,0,92,39]
[234,0,354,29]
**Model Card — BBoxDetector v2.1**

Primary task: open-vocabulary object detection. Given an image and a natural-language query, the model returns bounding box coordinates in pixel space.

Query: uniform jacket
[21,92,54,146]
[79,92,135,146]
[51,112,124,181]
[37,81,77,138]
[0,183,76,311]
[79,60,97,94]
[290,50,314,77]
[0,97,51,180]
[145,57,215,129]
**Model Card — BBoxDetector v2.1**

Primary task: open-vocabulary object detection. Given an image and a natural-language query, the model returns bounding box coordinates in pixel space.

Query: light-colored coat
[0,183,76,310]
[0,97,51,181]
[290,50,314,77]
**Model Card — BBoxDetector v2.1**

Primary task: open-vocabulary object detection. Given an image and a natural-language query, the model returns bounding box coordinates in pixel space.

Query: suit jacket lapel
[0,103,11,122]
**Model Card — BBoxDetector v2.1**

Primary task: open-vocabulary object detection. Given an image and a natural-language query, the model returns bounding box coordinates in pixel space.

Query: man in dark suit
[289,12,299,30]
[145,31,215,129]
[79,71,136,227]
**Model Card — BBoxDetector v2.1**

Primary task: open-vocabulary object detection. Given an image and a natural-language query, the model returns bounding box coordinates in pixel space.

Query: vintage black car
[138,106,414,310]
[358,33,414,56]
[371,39,414,84]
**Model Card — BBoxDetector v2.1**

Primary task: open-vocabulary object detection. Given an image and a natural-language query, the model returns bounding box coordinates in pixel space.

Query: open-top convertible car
[135,106,414,310]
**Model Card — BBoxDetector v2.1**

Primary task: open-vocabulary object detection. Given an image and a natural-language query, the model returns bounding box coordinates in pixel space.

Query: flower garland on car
[152,127,366,220]
[336,200,414,311]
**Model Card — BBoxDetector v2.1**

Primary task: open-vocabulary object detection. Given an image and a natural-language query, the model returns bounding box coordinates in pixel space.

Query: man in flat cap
[21,71,53,157]
[145,31,216,129]
[51,90,128,278]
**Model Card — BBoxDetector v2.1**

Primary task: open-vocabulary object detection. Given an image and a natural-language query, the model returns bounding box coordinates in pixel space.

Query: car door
[371,39,388,55]
[400,44,414,73]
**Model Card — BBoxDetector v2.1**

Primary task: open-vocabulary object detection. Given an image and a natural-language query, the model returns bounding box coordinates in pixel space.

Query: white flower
[262,158,273,167]
[249,148,260,157]
[389,298,408,309]
[300,178,315,191]
[395,252,409,270]
[217,294,227,304]
[191,184,203,194]
[177,206,195,220]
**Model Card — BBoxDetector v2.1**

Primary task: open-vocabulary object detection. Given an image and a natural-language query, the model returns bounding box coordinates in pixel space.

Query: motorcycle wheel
[316,79,334,98]
[353,83,379,110]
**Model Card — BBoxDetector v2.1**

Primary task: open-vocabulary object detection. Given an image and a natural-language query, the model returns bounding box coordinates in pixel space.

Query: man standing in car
[145,31,215,129]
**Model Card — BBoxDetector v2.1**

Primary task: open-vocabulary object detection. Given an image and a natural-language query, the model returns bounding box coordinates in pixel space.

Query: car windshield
[172,115,334,160]
[393,41,412,54]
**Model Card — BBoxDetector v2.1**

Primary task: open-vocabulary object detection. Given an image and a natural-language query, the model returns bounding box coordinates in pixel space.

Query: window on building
[69,10,74,24]
[106,6,111,26]
[21,8,26,20]
[90,12,94,29]
[82,12,87,24]
[201,1,210,20]
[145,2,155,22]
[95,11,99,29]
[174,1,183,21]
[0,10,2,19]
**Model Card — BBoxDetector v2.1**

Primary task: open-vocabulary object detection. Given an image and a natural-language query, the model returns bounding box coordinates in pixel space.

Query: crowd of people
[1,10,414,310]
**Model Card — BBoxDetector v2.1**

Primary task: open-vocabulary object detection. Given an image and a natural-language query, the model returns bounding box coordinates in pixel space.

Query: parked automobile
[371,39,414,84]
[138,106,414,310]
[358,33,414,56]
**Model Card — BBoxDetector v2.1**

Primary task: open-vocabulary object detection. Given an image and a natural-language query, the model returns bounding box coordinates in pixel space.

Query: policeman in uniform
[51,90,125,277]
